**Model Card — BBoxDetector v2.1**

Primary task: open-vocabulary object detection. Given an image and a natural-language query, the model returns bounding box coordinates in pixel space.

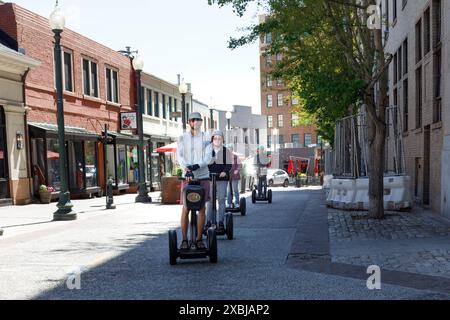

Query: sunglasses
[190,119,203,122]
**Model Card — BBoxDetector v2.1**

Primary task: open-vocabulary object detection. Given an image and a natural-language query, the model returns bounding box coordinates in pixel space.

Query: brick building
[258,15,319,172]
[0,2,138,199]
[383,0,448,217]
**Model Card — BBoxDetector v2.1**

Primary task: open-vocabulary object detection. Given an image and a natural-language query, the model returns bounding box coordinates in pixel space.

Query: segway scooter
[225,177,246,216]
[252,175,272,204]
[168,173,218,265]
[205,173,234,240]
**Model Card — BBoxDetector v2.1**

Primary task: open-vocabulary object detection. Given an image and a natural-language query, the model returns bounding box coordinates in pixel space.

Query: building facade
[0,2,138,199]
[259,15,318,155]
[383,0,448,216]
[0,41,40,205]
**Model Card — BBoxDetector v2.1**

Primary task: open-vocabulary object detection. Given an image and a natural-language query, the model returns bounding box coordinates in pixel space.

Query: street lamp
[133,55,152,203]
[179,79,188,131]
[50,1,76,221]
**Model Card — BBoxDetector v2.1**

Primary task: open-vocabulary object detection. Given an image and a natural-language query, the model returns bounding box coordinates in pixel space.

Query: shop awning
[29,122,99,140]
[104,131,139,145]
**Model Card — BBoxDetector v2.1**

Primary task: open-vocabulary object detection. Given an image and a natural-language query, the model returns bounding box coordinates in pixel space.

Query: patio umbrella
[287,159,294,175]
[154,142,177,153]
[47,150,59,160]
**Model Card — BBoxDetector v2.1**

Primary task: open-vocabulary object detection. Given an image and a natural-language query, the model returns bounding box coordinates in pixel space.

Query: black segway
[225,177,246,216]
[205,173,233,240]
[252,175,272,204]
[168,173,218,265]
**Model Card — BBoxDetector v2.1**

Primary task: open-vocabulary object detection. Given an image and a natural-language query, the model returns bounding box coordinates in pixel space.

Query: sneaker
[179,240,189,250]
[196,240,206,250]
[204,221,212,233]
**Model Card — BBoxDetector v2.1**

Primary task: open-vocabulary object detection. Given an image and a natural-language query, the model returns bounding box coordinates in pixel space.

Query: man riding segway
[177,112,213,251]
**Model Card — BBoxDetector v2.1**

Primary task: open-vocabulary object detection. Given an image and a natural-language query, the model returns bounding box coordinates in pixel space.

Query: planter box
[39,192,52,204]
[161,177,182,204]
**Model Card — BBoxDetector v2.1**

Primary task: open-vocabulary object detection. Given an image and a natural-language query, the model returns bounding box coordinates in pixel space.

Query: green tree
[209,0,390,218]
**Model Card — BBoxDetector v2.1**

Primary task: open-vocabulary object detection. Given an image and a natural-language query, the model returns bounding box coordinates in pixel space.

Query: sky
[10,0,265,113]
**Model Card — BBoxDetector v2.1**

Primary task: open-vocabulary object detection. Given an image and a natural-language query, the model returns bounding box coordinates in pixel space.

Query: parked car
[267,169,290,187]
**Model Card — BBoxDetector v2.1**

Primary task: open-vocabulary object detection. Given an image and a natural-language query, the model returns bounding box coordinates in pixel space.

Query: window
[292,134,300,147]
[292,96,299,105]
[393,53,398,84]
[276,78,283,86]
[162,94,167,119]
[398,46,402,82]
[424,8,431,55]
[267,115,273,128]
[279,135,284,147]
[267,75,272,87]
[291,114,299,127]
[384,0,390,31]
[403,79,409,132]
[416,67,422,128]
[85,141,98,188]
[267,94,273,108]
[82,58,98,97]
[106,67,119,103]
[393,0,397,21]
[266,54,272,66]
[317,135,322,145]
[304,133,312,147]
[277,93,283,107]
[433,0,441,46]
[169,97,173,120]
[146,89,153,116]
[416,19,422,63]
[434,49,442,123]
[403,38,408,76]
[277,115,284,127]
[265,33,272,44]
[63,51,73,92]
[154,91,160,117]
[276,53,282,61]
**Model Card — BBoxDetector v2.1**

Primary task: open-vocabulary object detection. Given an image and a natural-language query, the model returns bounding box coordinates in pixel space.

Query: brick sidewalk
[328,207,450,278]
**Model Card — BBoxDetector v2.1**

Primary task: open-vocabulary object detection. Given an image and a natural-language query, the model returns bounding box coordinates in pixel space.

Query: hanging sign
[120,112,137,130]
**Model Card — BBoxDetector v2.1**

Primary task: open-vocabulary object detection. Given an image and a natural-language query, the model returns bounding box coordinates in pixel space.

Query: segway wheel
[252,190,256,204]
[208,228,218,263]
[168,230,178,265]
[239,197,246,216]
[268,190,273,204]
[225,214,234,240]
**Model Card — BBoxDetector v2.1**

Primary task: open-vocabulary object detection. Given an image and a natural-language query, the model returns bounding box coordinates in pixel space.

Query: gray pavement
[0,188,449,299]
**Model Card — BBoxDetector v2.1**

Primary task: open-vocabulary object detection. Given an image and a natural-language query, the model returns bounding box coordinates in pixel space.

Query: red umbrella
[287,159,294,175]
[154,142,177,153]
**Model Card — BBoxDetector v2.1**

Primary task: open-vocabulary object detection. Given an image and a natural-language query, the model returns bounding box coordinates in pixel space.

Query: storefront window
[117,145,127,185]
[106,144,115,182]
[68,141,84,191]
[47,138,61,191]
[31,138,46,193]
[85,141,97,188]
[127,146,138,183]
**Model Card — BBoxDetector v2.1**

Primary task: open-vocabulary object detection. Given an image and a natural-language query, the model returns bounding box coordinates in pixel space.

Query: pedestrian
[205,130,233,233]
[227,154,242,208]
[255,145,271,196]
[177,112,213,250]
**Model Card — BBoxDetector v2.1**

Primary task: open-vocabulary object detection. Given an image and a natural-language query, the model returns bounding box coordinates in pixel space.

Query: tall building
[383,0,449,217]
[258,15,319,171]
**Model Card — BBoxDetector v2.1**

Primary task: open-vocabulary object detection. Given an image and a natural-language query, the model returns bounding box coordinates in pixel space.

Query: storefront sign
[120,112,137,130]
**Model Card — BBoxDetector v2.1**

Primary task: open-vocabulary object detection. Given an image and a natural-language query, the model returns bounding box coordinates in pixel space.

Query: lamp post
[133,55,152,203]
[179,80,188,131]
[50,2,76,221]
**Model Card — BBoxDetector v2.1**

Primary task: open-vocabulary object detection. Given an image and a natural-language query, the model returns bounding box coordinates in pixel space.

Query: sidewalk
[287,189,450,295]
[0,191,163,240]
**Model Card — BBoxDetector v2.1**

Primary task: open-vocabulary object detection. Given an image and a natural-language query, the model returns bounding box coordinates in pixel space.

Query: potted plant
[39,185,55,204]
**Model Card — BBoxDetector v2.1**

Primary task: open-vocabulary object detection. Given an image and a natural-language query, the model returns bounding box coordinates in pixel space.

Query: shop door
[0,107,9,199]
[68,141,85,191]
